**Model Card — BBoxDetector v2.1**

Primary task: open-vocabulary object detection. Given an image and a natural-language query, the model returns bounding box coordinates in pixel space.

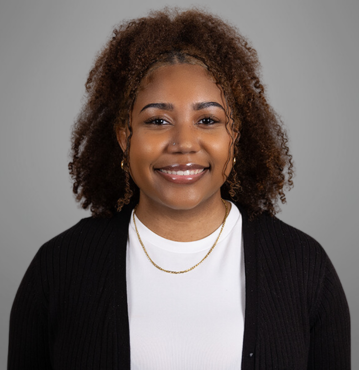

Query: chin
[154,191,218,211]
[160,199,201,211]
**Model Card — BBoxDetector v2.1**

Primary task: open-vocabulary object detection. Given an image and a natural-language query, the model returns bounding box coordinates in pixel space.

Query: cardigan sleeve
[307,252,351,369]
[7,248,52,370]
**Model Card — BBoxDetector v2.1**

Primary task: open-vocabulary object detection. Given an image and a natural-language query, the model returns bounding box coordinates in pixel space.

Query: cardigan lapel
[113,204,133,370]
[112,202,258,370]
[237,203,258,370]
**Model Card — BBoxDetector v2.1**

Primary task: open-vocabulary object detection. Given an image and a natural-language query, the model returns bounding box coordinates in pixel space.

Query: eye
[145,117,170,125]
[198,116,218,125]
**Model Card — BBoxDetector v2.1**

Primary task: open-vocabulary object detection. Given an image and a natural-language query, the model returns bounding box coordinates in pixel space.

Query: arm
[8,249,52,369]
[308,254,351,369]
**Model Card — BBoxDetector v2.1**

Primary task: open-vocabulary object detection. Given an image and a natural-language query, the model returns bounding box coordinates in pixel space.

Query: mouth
[155,163,209,184]
[159,168,205,176]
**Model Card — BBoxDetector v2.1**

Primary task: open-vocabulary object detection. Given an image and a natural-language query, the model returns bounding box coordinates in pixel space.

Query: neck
[134,193,230,242]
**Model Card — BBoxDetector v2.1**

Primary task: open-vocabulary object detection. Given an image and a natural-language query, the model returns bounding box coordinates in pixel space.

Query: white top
[126,201,245,370]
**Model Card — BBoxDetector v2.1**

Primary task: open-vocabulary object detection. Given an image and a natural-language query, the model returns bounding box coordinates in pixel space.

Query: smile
[159,168,204,176]
[155,164,208,184]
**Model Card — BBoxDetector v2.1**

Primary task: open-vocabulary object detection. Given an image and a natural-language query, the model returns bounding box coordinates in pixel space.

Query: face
[118,63,236,211]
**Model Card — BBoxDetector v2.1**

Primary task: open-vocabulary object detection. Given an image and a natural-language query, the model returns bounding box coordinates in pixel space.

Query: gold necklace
[132,199,229,274]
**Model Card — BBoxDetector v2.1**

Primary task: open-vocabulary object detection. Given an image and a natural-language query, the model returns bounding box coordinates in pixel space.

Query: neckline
[129,201,240,254]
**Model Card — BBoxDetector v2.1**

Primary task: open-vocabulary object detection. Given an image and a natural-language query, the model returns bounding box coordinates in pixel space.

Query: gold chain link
[132,199,229,274]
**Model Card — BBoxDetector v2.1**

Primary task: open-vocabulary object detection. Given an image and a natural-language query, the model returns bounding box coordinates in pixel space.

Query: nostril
[169,137,199,153]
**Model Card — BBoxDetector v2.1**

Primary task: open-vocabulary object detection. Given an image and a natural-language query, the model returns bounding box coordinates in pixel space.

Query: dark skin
[69,10,294,219]
[117,64,237,242]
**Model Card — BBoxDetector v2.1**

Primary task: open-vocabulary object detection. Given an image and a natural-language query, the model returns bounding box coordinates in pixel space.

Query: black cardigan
[8,202,350,369]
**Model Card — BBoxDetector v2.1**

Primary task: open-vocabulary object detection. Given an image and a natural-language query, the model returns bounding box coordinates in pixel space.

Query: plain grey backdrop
[1,0,358,367]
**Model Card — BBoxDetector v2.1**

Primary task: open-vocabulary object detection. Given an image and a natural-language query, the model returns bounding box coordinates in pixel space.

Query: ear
[116,129,128,153]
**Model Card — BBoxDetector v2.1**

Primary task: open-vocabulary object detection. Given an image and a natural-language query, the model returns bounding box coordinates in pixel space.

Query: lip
[156,163,207,171]
[155,163,209,184]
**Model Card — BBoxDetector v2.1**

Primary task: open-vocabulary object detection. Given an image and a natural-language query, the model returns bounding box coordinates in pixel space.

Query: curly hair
[68,7,294,219]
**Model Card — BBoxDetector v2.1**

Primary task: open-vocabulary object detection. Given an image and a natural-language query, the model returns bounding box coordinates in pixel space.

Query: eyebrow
[139,101,225,113]
[140,103,174,112]
[193,101,225,111]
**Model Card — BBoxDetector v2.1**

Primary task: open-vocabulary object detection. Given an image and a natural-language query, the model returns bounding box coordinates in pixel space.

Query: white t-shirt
[126,201,245,370]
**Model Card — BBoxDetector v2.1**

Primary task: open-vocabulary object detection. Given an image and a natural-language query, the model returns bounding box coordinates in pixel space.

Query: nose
[169,123,200,154]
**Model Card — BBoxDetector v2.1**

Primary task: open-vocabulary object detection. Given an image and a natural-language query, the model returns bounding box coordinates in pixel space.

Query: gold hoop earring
[233,157,236,165]
[121,159,125,170]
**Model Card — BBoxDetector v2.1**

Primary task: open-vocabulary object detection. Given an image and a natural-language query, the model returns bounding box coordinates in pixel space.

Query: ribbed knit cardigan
[8,202,351,369]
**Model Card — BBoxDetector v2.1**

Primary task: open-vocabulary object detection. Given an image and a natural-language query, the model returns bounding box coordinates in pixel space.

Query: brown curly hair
[68,7,294,218]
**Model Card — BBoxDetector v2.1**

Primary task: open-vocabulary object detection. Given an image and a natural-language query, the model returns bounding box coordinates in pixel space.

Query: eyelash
[145,117,168,125]
[144,116,219,126]
[199,116,218,125]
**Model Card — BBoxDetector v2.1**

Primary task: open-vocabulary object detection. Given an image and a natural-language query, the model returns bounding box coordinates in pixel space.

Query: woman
[8,8,350,370]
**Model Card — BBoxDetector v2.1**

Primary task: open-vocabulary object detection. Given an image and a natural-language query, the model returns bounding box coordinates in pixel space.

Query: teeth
[160,168,204,175]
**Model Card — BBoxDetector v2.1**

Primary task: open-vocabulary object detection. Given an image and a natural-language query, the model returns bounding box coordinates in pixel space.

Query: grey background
[1,0,358,367]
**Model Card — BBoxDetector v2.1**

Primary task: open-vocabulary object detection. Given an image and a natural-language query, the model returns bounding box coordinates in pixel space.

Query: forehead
[135,64,223,104]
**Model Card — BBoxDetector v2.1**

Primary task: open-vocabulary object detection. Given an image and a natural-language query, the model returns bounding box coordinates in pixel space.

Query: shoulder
[38,204,134,257]
[240,207,350,320]
[29,205,134,297]
[260,214,350,329]
[245,207,327,263]
[238,205,332,298]
[257,211,331,280]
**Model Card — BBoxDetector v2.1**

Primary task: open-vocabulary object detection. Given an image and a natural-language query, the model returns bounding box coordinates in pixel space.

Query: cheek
[130,133,164,161]
[207,135,233,179]
[128,133,168,183]
[208,135,231,161]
